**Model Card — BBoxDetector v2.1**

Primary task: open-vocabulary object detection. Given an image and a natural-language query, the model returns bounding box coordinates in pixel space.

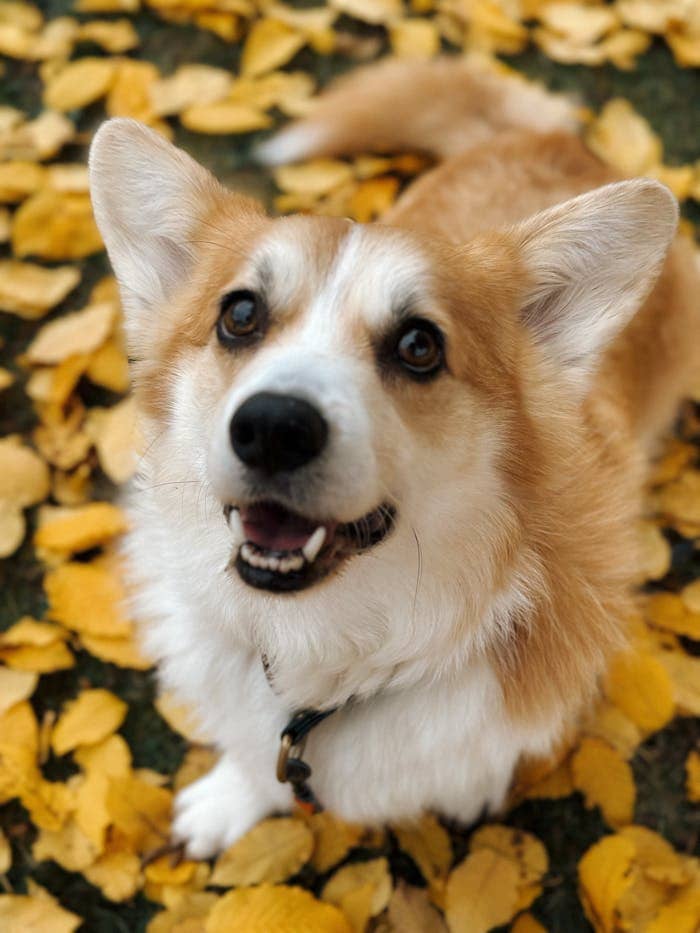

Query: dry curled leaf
[571,737,636,827]
[51,688,128,756]
[445,847,521,933]
[12,190,102,260]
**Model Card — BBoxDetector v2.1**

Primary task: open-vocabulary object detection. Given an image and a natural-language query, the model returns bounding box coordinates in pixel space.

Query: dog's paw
[172,758,272,859]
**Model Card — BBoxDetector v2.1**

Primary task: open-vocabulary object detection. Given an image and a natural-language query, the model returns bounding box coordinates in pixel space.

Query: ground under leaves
[1,1,700,931]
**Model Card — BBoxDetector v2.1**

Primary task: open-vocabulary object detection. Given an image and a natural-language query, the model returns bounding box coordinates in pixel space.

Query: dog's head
[89,120,676,701]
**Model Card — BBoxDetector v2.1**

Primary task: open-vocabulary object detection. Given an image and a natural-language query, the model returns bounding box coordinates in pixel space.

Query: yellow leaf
[84,849,142,902]
[620,825,691,886]
[33,819,98,872]
[74,769,111,850]
[390,18,440,57]
[571,738,636,827]
[241,18,306,77]
[0,640,75,674]
[86,338,130,393]
[85,396,140,484]
[309,811,365,873]
[322,857,392,930]
[211,817,313,886]
[0,110,74,162]
[686,750,700,802]
[106,59,160,123]
[636,521,671,581]
[74,733,132,777]
[605,650,675,731]
[174,745,218,792]
[581,700,642,759]
[34,502,128,555]
[147,893,219,933]
[205,884,352,933]
[51,688,128,756]
[0,894,81,933]
[274,159,354,196]
[393,815,452,902]
[645,880,700,933]
[0,436,50,507]
[586,99,663,175]
[80,633,152,670]
[144,854,197,887]
[12,189,102,260]
[27,301,115,364]
[445,848,521,933]
[667,30,700,68]
[45,560,133,638]
[0,827,10,873]
[0,668,38,717]
[0,260,80,318]
[657,650,700,715]
[0,617,68,649]
[681,578,700,614]
[154,692,210,743]
[0,368,13,391]
[43,57,116,111]
[578,834,636,933]
[77,18,139,52]
[348,176,399,222]
[646,592,700,640]
[330,0,402,24]
[0,501,25,558]
[149,64,232,117]
[106,774,172,851]
[386,882,448,932]
[512,914,547,933]
[646,163,695,201]
[181,101,272,134]
[470,824,548,887]
[0,161,45,203]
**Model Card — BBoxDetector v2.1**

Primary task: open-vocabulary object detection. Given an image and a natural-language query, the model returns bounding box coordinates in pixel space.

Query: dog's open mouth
[224,500,395,592]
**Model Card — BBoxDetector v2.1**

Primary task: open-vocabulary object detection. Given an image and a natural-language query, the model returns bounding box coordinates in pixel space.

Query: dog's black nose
[230,392,328,474]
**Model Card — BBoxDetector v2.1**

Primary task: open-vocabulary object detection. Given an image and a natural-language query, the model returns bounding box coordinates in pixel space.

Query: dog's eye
[395,319,444,378]
[217,290,265,345]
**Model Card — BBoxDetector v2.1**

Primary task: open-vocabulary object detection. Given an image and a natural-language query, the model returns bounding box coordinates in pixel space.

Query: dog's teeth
[227,507,244,544]
[241,542,254,561]
[280,554,304,573]
[302,526,326,563]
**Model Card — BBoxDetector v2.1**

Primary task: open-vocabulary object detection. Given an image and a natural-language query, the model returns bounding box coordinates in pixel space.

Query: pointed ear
[512,179,678,386]
[89,119,231,335]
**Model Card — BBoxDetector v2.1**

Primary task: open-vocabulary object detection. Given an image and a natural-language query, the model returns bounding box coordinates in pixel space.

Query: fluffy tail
[256,57,580,166]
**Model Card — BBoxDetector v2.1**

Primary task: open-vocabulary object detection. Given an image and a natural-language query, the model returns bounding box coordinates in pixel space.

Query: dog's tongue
[240,502,331,552]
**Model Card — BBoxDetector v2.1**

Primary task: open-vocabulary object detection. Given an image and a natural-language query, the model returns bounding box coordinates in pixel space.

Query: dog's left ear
[512,179,678,387]
[89,119,262,340]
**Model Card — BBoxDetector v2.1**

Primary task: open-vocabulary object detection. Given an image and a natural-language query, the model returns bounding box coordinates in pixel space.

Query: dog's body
[89,58,700,858]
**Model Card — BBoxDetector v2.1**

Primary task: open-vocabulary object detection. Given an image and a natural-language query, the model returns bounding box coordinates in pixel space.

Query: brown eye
[217,290,265,345]
[395,319,444,378]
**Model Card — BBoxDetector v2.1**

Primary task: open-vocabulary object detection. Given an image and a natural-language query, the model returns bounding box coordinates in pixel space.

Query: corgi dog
[89,57,700,859]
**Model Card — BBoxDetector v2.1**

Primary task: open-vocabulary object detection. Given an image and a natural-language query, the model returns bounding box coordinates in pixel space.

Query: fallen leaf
[0,502,25,558]
[578,834,636,932]
[84,848,142,901]
[0,668,38,717]
[571,737,636,826]
[27,301,116,364]
[85,396,140,483]
[0,894,81,933]
[445,847,521,933]
[12,190,102,260]
[0,435,50,507]
[322,857,392,930]
[393,814,452,903]
[51,688,128,756]
[605,649,675,730]
[210,817,313,886]
[206,884,352,933]
[274,158,354,195]
[43,57,117,111]
[387,882,448,932]
[390,18,440,57]
[686,750,700,802]
[0,261,79,319]
[45,560,133,638]
[181,101,272,134]
[149,64,232,116]
[586,99,663,175]
[34,502,128,555]
[77,18,139,52]
[241,18,306,77]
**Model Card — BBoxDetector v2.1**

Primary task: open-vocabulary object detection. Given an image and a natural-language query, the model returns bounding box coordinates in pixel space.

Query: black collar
[276,707,337,814]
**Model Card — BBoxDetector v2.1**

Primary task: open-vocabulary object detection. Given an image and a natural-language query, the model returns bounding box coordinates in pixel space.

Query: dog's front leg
[171,748,293,859]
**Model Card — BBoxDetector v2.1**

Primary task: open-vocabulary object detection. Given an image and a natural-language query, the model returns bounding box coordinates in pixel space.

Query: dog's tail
[256,57,580,166]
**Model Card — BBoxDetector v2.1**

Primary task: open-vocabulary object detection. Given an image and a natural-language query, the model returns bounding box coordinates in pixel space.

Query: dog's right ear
[89,119,260,341]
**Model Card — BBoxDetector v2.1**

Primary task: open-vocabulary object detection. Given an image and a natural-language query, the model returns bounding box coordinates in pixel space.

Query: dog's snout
[230,392,328,474]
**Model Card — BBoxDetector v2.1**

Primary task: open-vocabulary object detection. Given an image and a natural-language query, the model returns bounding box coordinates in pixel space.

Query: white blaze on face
[207,220,432,524]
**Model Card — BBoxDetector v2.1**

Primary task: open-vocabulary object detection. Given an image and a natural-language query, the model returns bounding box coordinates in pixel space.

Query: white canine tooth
[302,526,326,563]
[241,542,254,561]
[227,507,244,544]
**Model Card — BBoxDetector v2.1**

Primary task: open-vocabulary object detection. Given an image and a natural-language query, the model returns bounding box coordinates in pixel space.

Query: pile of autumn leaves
[2,0,700,930]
